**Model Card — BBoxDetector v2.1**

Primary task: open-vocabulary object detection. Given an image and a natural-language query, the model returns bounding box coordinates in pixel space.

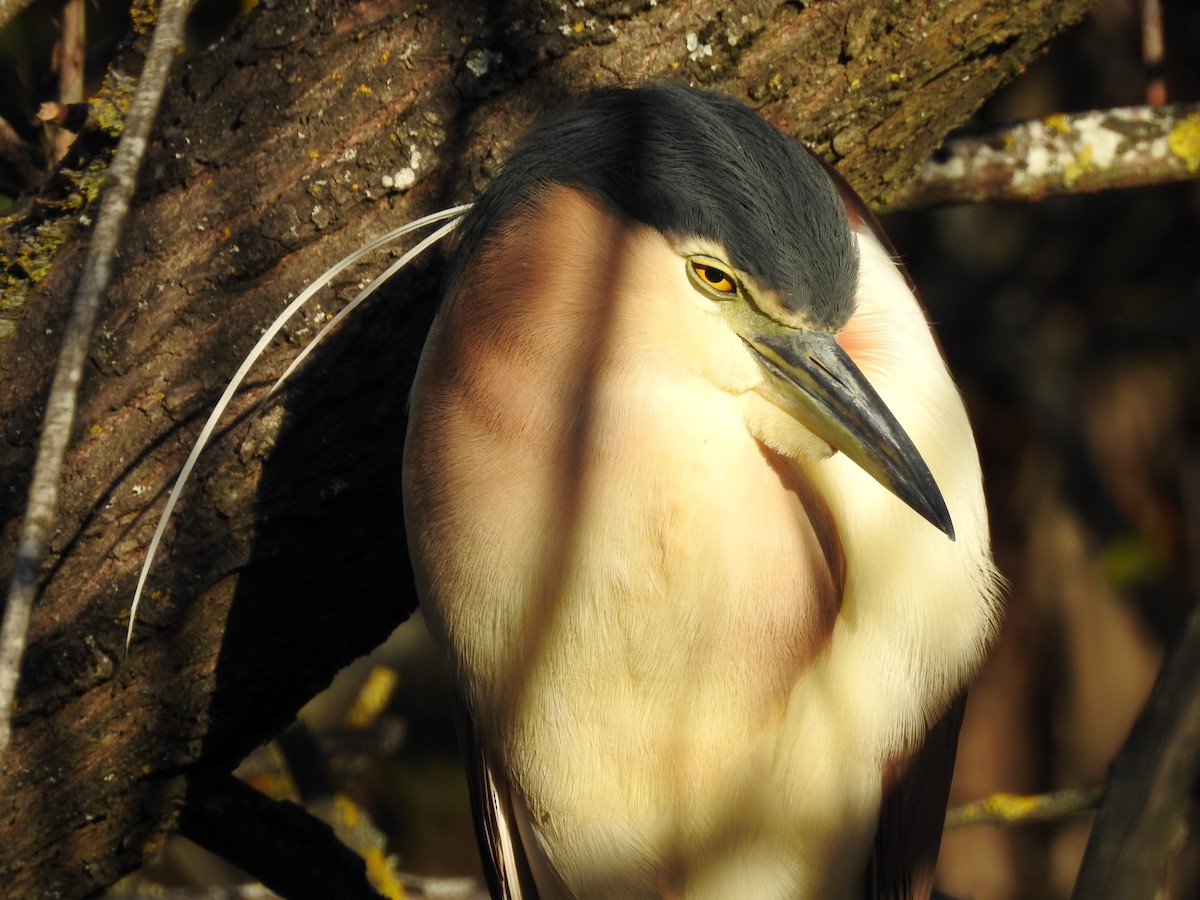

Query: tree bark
[0,0,1093,895]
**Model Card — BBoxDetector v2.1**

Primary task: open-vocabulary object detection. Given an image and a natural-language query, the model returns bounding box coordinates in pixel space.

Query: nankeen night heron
[402,84,1000,900]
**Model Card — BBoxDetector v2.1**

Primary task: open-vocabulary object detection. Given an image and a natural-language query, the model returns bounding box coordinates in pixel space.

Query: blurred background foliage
[2,0,1199,897]
[895,1,1200,895]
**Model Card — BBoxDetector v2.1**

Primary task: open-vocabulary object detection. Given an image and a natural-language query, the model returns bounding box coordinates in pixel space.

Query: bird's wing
[867,692,967,900]
[455,696,539,900]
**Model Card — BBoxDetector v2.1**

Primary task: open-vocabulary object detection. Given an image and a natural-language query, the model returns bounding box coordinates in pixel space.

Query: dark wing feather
[454,695,539,900]
[868,692,968,900]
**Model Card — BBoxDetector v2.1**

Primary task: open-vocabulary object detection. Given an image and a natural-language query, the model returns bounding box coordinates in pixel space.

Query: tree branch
[889,103,1200,210]
[945,786,1101,829]
[0,0,1095,894]
[177,773,387,900]
[0,0,194,761]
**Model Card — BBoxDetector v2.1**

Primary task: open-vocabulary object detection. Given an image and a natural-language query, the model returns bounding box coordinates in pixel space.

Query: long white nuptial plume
[126,203,472,650]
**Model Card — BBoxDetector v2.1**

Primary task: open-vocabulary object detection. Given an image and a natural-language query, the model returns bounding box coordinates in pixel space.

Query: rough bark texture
[0,0,1092,895]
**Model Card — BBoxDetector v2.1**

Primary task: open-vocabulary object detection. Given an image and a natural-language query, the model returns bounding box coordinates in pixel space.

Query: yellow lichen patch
[333,792,361,829]
[62,157,111,207]
[364,846,407,899]
[380,50,390,64]
[987,793,1041,819]
[16,222,68,282]
[129,0,158,36]
[146,587,172,606]
[345,667,399,729]
[356,83,373,95]
[330,795,406,898]
[1044,113,1070,134]
[89,76,137,138]
[951,791,1041,825]
[1063,144,1094,188]
[1168,112,1200,172]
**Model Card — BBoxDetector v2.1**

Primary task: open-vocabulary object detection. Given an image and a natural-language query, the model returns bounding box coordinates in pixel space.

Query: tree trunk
[0,0,1092,895]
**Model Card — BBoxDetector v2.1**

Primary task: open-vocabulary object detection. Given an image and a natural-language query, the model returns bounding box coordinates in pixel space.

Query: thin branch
[109,889,283,899]
[400,874,489,899]
[0,0,194,761]
[1070,463,1200,899]
[945,786,1102,829]
[37,100,90,133]
[888,104,1200,210]
[0,113,43,189]
[53,0,87,159]
[112,877,489,899]
[1140,0,1166,106]
[177,774,388,900]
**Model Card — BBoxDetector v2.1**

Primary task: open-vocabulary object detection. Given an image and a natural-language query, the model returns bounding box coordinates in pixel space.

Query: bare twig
[109,888,282,899]
[111,875,488,899]
[37,100,90,133]
[53,0,87,159]
[889,104,1200,210]
[181,771,489,898]
[177,775,388,900]
[0,113,43,189]
[1070,464,1200,899]
[0,0,194,761]
[945,786,1102,829]
[1140,0,1166,106]
[400,874,489,899]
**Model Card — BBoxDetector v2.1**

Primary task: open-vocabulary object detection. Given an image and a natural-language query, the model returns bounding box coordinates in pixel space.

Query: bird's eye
[687,257,738,298]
